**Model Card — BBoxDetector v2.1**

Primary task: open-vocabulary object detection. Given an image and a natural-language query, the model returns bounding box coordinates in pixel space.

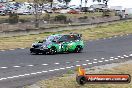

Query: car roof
[51,34,63,36]
[51,34,79,37]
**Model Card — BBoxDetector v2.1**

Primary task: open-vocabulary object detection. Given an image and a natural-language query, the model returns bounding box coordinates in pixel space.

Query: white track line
[105,60,109,62]
[88,63,92,64]
[98,61,103,63]
[129,54,132,56]
[54,63,60,65]
[93,62,97,64]
[59,68,65,70]
[123,55,129,57]
[76,65,81,67]
[31,73,37,75]
[110,59,114,61]
[18,75,25,77]
[66,67,71,69]
[114,58,118,60]
[13,66,21,68]
[110,57,114,59]
[42,71,48,73]
[49,70,54,72]
[27,65,34,67]
[117,56,121,58]
[0,78,7,80]
[82,64,87,66]
[76,61,79,62]
[55,68,60,70]
[101,58,105,60]
[120,57,124,59]
[70,66,74,68]
[1,53,130,81]
[0,67,8,69]
[36,72,42,74]
[86,60,89,61]
[66,62,70,63]
[24,74,30,76]
[42,64,48,66]
[0,50,5,52]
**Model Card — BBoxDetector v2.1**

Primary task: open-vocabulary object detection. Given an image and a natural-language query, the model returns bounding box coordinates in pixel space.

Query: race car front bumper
[30,48,49,54]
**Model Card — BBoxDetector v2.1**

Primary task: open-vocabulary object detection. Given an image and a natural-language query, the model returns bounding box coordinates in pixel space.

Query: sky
[69,0,132,9]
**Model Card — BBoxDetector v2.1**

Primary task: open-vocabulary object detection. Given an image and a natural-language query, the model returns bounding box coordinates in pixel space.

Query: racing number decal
[59,42,68,52]
[59,44,62,51]
[58,43,65,52]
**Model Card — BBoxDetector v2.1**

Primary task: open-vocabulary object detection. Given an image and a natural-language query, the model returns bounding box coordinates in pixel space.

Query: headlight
[31,44,34,48]
[42,45,48,49]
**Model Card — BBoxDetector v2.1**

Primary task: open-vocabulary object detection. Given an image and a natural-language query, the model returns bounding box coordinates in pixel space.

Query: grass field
[0,20,132,50]
[25,61,132,88]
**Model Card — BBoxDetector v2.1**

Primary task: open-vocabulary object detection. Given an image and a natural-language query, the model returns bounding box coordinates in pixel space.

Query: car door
[58,35,69,52]
[61,35,76,52]
[66,35,77,52]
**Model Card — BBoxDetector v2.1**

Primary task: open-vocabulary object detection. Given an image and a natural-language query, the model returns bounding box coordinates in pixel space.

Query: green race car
[30,33,84,55]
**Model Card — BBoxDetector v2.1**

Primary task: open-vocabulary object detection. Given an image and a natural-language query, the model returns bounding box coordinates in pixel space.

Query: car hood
[32,41,53,48]
[42,41,52,46]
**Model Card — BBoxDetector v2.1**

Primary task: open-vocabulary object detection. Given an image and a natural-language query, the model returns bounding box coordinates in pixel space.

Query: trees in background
[33,0,72,28]
[34,0,50,28]
[63,0,71,6]
[58,0,71,7]
[93,0,110,16]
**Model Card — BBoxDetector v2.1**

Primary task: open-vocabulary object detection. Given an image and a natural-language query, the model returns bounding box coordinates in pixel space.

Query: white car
[59,9,70,14]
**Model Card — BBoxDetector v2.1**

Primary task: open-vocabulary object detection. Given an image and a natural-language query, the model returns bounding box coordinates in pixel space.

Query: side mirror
[52,40,57,42]
[38,40,44,43]
[58,40,64,43]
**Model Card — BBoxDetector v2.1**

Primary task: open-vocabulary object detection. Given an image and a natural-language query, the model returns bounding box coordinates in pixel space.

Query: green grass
[0,20,132,50]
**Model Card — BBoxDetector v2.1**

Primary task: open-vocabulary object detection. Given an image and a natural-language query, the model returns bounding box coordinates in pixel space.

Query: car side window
[59,35,68,42]
[68,35,79,42]
[68,35,74,42]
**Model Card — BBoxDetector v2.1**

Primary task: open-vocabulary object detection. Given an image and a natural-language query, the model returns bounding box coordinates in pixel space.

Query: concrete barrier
[0,16,130,37]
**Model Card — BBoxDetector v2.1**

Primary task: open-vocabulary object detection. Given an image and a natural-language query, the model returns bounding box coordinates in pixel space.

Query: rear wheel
[75,46,83,53]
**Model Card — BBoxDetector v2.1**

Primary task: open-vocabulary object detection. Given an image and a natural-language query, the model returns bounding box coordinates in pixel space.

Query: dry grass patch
[25,62,132,88]
[1,21,132,50]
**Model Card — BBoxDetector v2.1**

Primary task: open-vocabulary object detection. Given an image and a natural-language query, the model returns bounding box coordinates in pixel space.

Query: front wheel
[74,46,83,53]
[49,47,57,55]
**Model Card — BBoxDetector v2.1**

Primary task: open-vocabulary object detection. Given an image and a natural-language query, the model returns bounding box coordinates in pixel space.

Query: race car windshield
[46,35,61,42]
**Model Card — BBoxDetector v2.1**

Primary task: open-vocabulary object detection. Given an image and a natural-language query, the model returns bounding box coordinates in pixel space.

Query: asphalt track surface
[0,34,132,88]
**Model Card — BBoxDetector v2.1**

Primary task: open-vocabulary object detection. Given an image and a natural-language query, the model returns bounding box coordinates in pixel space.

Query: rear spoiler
[70,33,82,37]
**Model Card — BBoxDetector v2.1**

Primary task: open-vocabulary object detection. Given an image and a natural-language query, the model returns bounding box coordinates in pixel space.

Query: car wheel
[49,47,57,55]
[75,46,83,53]
[76,76,87,85]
